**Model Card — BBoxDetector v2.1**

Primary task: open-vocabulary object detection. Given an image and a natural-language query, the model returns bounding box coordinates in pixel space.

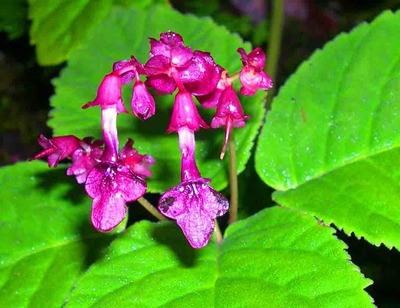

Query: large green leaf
[49,5,265,193]
[256,10,400,249]
[65,206,372,307]
[28,0,171,65]
[0,162,113,306]
[28,0,113,65]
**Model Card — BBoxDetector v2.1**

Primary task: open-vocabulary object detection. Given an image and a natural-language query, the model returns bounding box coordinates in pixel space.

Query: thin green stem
[214,219,223,243]
[138,197,167,221]
[266,0,284,106]
[228,131,238,224]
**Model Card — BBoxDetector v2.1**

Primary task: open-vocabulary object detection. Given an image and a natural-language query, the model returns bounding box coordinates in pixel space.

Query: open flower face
[85,164,147,232]
[158,178,229,248]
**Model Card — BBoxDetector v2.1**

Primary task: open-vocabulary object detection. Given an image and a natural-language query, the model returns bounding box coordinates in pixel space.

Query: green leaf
[0,161,113,306]
[255,10,400,249]
[49,5,265,193]
[65,207,372,307]
[28,0,171,65]
[0,0,28,39]
[28,0,115,65]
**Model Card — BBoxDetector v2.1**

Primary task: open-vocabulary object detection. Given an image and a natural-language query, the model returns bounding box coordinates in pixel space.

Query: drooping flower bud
[131,81,156,120]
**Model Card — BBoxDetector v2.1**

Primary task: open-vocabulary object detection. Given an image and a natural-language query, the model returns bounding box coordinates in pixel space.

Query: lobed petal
[158,178,229,248]
[178,51,221,96]
[91,194,127,232]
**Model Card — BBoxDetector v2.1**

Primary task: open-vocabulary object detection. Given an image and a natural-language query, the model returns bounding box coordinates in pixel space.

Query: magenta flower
[32,135,81,167]
[85,164,147,231]
[81,71,155,231]
[145,32,193,94]
[211,87,249,158]
[119,139,155,178]
[167,90,209,133]
[159,177,229,248]
[159,91,229,248]
[131,81,156,120]
[145,32,220,97]
[237,47,273,96]
[177,51,221,96]
[66,138,104,184]
[82,72,128,114]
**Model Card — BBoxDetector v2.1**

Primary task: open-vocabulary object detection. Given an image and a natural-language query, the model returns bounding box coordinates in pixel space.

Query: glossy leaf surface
[256,10,400,249]
[0,161,113,306]
[66,207,372,307]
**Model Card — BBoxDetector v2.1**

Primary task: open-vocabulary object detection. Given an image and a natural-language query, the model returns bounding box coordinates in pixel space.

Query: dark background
[1,0,399,306]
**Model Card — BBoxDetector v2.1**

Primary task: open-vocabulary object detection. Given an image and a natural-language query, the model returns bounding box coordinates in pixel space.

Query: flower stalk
[228,131,239,224]
[138,197,167,221]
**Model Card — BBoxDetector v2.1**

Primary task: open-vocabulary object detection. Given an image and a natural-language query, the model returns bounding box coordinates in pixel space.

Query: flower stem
[101,107,119,162]
[266,0,284,105]
[138,197,167,221]
[228,131,238,224]
[214,219,223,243]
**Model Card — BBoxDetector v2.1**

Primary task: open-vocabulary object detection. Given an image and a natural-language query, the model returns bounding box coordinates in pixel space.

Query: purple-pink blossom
[159,89,229,248]
[211,87,249,158]
[32,30,273,248]
[237,47,273,96]
[167,91,209,133]
[85,164,147,231]
[66,137,103,184]
[131,81,156,120]
[159,177,228,248]
[32,135,81,167]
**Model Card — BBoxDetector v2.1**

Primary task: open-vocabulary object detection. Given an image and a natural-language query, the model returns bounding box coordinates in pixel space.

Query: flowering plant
[32,31,272,248]
[1,2,399,307]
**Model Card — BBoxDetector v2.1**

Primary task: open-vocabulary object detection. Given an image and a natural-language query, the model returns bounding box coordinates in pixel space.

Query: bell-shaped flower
[82,73,128,114]
[32,135,81,167]
[237,47,273,96]
[211,87,249,158]
[167,91,208,133]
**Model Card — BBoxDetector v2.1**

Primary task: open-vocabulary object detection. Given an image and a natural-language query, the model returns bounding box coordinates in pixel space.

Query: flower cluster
[32,67,155,232]
[32,31,272,248]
